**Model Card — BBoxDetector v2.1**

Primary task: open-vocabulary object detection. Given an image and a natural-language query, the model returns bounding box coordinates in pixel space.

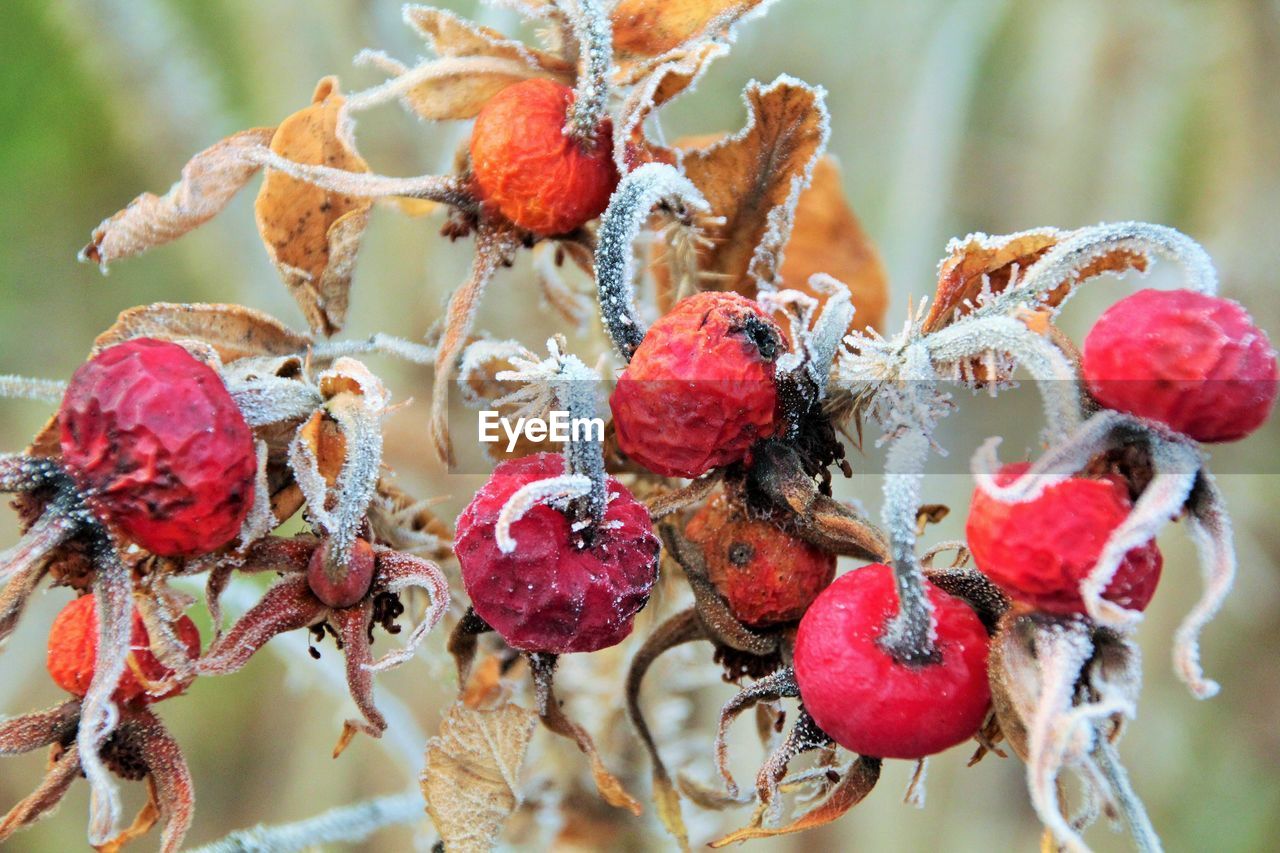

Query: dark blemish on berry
[728,541,754,566]
[741,314,780,362]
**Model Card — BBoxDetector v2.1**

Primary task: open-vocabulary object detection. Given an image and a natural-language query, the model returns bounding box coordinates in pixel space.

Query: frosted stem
[1175,471,1236,699]
[1094,739,1163,853]
[595,163,709,359]
[562,0,612,145]
[879,429,937,663]
[495,475,592,553]
[241,147,468,204]
[0,376,67,404]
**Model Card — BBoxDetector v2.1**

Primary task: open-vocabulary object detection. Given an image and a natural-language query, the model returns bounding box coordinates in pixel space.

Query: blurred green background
[1,0,1278,850]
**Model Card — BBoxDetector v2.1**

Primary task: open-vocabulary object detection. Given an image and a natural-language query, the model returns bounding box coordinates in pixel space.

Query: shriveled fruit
[685,493,835,627]
[46,594,201,706]
[1082,288,1278,442]
[307,538,376,609]
[455,453,659,654]
[469,79,619,236]
[793,564,991,759]
[610,291,782,478]
[966,463,1163,614]
[59,338,257,556]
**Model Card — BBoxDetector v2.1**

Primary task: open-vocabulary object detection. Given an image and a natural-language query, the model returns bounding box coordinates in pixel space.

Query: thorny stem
[595,163,709,360]
[187,789,425,853]
[562,0,613,146]
[878,429,938,664]
[1094,739,1163,853]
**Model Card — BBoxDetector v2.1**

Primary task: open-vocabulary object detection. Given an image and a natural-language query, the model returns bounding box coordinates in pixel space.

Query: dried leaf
[709,756,882,846]
[614,41,727,173]
[778,156,888,332]
[81,128,275,268]
[92,303,311,363]
[611,0,772,57]
[676,77,829,297]
[924,230,1149,333]
[421,701,538,853]
[398,6,571,121]
[255,77,372,336]
[298,412,347,488]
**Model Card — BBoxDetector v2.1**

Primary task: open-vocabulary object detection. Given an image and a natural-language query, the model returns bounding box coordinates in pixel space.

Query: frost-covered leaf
[613,41,726,173]
[92,303,311,363]
[923,229,1149,333]
[778,156,888,332]
[421,701,537,853]
[255,77,371,337]
[611,0,773,57]
[395,6,571,121]
[678,77,829,296]
[80,127,275,268]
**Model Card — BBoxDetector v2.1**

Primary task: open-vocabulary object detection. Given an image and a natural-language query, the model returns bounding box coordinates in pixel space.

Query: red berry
[1082,288,1278,442]
[793,564,991,759]
[685,494,834,627]
[59,338,257,557]
[46,594,201,707]
[966,463,1162,614]
[455,453,659,654]
[610,292,782,478]
[469,79,619,236]
[307,538,376,609]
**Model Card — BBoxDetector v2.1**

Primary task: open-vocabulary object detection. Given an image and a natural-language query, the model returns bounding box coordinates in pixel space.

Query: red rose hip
[610,291,782,478]
[793,564,991,759]
[47,594,201,707]
[59,338,257,556]
[966,463,1162,614]
[469,78,619,236]
[685,493,835,627]
[1082,288,1278,442]
[455,453,659,654]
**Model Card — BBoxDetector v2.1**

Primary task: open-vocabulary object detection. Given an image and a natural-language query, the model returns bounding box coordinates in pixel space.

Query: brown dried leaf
[709,756,882,846]
[924,230,1149,333]
[778,157,888,332]
[677,77,829,297]
[399,7,571,121]
[614,41,727,172]
[611,0,771,57]
[92,303,311,363]
[255,77,371,336]
[81,127,275,268]
[421,701,538,853]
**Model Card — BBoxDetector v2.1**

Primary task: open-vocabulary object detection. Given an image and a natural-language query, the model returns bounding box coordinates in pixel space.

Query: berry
[685,493,835,627]
[1082,288,1278,442]
[966,463,1163,614]
[793,564,991,760]
[46,594,201,707]
[455,453,659,654]
[307,538,376,609]
[469,79,619,236]
[59,338,257,557]
[610,292,783,478]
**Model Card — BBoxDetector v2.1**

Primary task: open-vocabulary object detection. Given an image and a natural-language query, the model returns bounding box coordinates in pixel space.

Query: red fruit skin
[469,79,619,236]
[685,494,835,627]
[966,463,1163,614]
[610,292,781,478]
[1083,288,1278,442]
[47,594,201,707]
[455,453,659,654]
[307,538,376,609]
[59,338,257,557]
[793,564,991,760]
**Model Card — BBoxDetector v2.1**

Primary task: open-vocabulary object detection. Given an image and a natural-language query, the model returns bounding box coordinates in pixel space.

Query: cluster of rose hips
[3,1,1276,850]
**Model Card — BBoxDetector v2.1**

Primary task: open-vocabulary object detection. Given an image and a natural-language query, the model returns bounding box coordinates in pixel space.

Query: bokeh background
[2,0,1278,850]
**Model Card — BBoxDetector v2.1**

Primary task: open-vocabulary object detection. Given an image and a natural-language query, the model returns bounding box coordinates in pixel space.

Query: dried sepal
[128,709,195,853]
[80,128,276,269]
[421,700,538,852]
[0,745,82,842]
[366,548,451,673]
[678,76,830,295]
[198,574,325,676]
[254,77,372,336]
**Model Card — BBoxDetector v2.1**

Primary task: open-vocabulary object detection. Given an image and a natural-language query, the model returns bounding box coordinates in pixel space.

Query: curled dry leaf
[80,127,275,269]
[923,229,1150,333]
[254,77,371,337]
[398,6,572,121]
[91,303,312,363]
[663,77,830,300]
[421,700,538,853]
[614,41,726,173]
[611,0,772,57]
